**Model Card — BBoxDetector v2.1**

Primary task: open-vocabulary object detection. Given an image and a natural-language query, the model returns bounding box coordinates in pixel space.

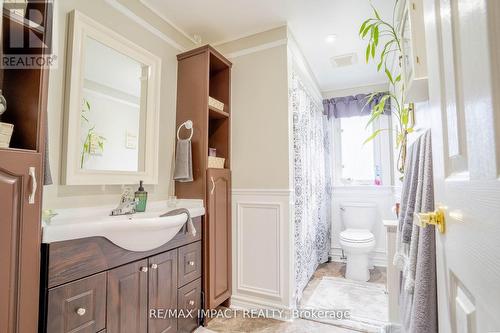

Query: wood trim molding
[138,0,198,45]
[224,39,287,59]
[232,188,292,196]
[104,0,186,51]
[212,25,287,47]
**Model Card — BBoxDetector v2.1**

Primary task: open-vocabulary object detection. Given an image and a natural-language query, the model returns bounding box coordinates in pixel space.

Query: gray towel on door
[401,138,422,243]
[403,133,427,292]
[391,130,437,333]
[173,139,193,182]
[409,130,437,333]
[394,138,421,270]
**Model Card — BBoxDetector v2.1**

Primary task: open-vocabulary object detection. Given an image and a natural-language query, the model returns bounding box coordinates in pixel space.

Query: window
[340,116,375,182]
[334,115,391,185]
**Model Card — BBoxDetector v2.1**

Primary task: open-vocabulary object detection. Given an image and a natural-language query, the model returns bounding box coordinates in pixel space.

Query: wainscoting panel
[231,189,294,313]
[237,202,281,298]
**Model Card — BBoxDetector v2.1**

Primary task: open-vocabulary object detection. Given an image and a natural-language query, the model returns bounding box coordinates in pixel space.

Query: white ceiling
[140,0,394,92]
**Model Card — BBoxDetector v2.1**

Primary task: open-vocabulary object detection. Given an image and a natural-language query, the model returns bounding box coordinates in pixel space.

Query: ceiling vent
[330,53,358,68]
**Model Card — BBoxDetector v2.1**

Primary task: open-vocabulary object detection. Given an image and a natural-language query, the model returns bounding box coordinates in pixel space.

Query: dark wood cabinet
[107,260,149,333]
[0,1,52,332]
[47,273,106,333]
[206,168,232,308]
[0,153,43,333]
[178,242,202,288]
[40,222,203,333]
[177,279,201,333]
[149,250,178,333]
[175,45,232,312]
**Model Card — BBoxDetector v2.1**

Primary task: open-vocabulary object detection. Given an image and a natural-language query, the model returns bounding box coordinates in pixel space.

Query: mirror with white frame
[63,11,161,185]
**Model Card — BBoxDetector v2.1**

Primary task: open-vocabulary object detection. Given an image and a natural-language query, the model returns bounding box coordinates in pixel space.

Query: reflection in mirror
[80,37,147,172]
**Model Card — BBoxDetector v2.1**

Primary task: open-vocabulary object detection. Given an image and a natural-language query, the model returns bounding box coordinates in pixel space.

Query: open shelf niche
[0,1,52,152]
[208,51,230,169]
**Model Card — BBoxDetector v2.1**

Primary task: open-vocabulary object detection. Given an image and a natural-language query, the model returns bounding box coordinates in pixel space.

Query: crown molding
[223,38,287,59]
[105,0,186,51]
[138,0,199,45]
[212,24,287,46]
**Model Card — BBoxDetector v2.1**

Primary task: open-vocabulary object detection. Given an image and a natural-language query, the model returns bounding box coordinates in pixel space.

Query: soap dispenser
[135,180,148,212]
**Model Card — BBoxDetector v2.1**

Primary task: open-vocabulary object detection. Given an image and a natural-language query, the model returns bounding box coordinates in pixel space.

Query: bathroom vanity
[39,202,205,333]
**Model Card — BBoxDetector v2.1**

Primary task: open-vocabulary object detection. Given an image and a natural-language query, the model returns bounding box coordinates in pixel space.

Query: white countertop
[42,199,205,247]
[383,219,398,232]
[382,219,398,227]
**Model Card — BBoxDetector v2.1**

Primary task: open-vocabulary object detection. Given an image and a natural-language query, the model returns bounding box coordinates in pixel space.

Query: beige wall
[217,43,290,189]
[43,0,194,209]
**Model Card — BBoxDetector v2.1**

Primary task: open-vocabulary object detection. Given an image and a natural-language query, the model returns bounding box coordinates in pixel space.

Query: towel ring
[177,120,193,141]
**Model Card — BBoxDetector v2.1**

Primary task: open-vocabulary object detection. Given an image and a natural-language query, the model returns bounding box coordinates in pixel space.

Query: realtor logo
[2,0,57,68]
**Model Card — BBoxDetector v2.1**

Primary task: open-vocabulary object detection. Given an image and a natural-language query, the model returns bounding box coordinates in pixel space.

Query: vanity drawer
[178,241,201,287]
[177,278,201,333]
[47,272,106,333]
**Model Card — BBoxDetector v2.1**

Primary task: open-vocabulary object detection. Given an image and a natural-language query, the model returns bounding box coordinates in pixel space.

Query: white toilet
[339,202,376,282]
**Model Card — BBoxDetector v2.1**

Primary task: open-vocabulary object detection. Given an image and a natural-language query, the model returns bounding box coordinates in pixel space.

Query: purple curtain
[322,92,391,119]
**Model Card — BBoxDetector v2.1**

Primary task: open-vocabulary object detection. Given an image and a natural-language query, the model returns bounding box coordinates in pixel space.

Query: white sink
[42,200,205,252]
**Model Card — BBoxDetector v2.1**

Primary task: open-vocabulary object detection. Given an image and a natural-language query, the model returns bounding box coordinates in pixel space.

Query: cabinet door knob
[76,308,86,316]
[140,266,148,273]
[188,261,195,266]
[151,263,158,269]
[189,300,195,306]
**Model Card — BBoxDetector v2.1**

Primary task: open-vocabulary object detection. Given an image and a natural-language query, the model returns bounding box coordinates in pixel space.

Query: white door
[423,0,500,332]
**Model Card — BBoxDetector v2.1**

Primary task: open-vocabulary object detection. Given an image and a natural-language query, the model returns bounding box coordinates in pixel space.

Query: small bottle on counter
[135,180,148,212]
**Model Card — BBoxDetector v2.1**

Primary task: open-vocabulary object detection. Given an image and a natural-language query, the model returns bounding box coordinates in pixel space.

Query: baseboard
[330,247,387,267]
[229,295,295,321]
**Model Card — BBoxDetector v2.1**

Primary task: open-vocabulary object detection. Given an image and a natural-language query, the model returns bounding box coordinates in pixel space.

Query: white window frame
[332,114,393,187]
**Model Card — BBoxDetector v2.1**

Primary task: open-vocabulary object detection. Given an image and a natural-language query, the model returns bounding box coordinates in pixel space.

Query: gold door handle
[416,208,445,233]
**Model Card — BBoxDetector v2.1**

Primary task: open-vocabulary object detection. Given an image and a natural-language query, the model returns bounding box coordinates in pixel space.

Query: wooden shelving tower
[0,1,53,332]
[175,45,232,312]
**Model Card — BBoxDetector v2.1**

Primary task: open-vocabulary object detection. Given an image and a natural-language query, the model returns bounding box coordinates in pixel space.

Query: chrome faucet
[111,187,137,216]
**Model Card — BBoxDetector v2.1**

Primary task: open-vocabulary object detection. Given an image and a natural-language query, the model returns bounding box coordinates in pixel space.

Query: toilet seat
[340,229,375,243]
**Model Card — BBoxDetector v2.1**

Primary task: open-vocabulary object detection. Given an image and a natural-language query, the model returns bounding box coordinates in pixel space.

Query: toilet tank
[340,202,377,231]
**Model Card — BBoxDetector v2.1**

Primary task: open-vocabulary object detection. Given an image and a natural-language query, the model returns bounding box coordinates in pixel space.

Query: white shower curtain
[291,72,332,303]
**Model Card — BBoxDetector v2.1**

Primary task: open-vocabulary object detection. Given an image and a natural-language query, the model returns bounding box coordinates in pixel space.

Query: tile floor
[203,261,387,333]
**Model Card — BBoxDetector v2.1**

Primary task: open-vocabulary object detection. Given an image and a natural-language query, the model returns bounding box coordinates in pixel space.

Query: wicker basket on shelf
[208,96,225,112]
[208,156,225,169]
[0,122,14,148]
